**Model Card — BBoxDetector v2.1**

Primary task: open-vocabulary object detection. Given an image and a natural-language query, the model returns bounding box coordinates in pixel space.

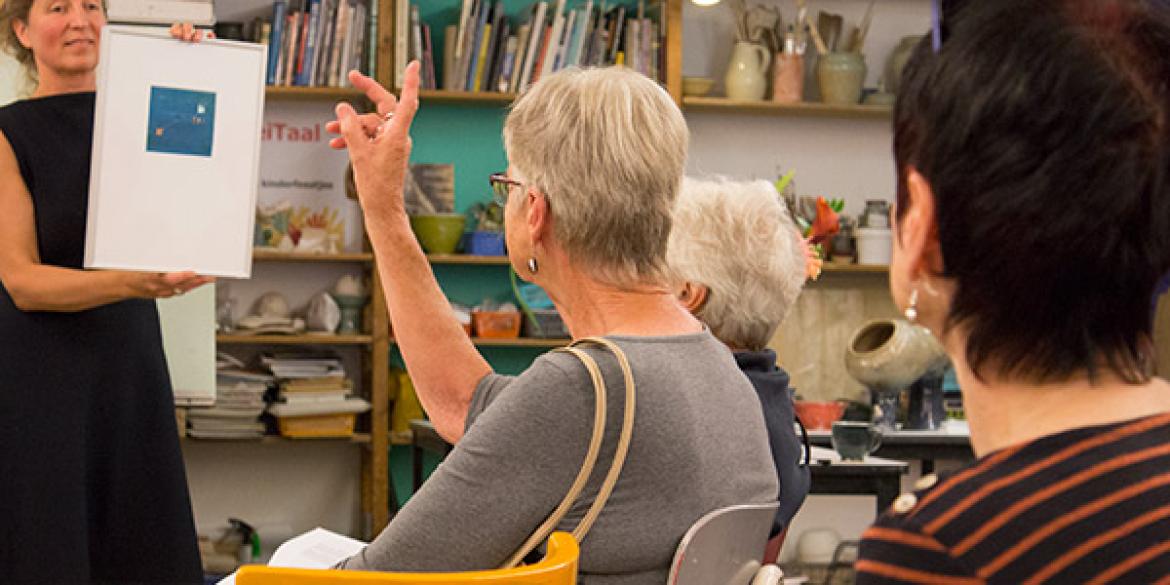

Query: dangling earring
[527,257,539,275]
[905,288,919,323]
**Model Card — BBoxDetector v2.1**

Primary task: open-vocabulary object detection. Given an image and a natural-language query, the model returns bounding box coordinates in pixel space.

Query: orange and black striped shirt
[856,412,1170,584]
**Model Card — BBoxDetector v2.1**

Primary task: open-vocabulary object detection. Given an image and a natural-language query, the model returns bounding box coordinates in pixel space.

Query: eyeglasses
[488,172,523,206]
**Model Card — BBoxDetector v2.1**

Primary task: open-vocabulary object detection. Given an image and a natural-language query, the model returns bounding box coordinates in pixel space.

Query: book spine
[486,22,509,92]
[517,2,547,92]
[342,0,359,85]
[366,0,378,76]
[472,23,491,91]
[422,23,436,89]
[282,11,299,85]
[497,35,518,93]
[410,4,423,68]
[554,10,575,72]
[266,1,287,84]
[329,0,351,86]
[295,7,311,84]
[394,0,409,87]
[539,0,565,79]
[467,0,491,91]
[297,0,322,86]
[443,24,458,89]
[346,1,366,86]
[480,2,505,91]
[508,24,529,93]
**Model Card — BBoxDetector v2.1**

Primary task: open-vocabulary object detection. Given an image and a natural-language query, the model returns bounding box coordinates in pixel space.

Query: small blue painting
[146,86,216,157]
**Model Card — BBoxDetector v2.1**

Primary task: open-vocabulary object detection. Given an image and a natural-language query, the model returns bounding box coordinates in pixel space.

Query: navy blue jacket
[735,350,811,537]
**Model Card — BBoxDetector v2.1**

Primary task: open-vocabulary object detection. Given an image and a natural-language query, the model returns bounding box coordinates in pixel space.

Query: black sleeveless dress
[0,93,202,584]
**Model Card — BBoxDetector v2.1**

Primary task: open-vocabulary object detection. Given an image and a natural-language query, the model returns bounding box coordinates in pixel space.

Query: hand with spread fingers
[326,62,421,222]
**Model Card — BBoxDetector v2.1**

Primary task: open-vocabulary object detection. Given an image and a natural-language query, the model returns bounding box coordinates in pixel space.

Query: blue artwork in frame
[146,86,216,157]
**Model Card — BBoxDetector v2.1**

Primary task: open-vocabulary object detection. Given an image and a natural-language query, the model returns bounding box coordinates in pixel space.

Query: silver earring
[905,289,919,323]
[527,257,539,274]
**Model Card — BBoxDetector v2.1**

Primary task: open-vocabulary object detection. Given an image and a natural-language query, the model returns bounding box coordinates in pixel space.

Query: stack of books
[398,0,666,93]
[261,351,370,438]
[261,0,378,87]
[186,369,273,440]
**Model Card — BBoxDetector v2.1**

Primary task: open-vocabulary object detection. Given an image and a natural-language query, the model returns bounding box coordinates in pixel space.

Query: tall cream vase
[724,42,771,101]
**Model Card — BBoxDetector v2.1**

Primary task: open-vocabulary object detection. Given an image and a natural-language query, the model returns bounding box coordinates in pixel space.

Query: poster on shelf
[85,26,265,278]
[255,100,365,254]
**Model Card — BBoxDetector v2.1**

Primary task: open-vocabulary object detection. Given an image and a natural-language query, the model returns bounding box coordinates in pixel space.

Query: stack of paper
[261,351,368,420]
[186,369,273,439]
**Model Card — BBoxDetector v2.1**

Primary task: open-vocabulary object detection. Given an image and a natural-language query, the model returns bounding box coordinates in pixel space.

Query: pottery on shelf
[724,42,771,101]
[885,35,923,94]
[817,52,867,105]
[844,319,949,391]
[844,319,950,428]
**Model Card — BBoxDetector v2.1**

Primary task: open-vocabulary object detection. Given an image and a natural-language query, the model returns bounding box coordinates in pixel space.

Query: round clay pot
[843,319,949,393]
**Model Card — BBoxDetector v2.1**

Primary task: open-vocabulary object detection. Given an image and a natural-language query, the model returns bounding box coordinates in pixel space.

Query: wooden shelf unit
[265,85,368,102]
[253,250,375,263]
[389,336,570,348]
[183,433,373,445]
[682,96,892,119]
[217,334,374,346]
[426,253,510,265]
[821,263,890,274]
[418,89,518,105]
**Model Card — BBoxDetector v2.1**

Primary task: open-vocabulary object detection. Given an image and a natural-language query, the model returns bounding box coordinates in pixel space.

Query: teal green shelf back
[409,103,509,215]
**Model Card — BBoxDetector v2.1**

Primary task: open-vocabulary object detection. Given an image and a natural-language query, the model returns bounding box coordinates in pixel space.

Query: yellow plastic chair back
[235,531,578,585]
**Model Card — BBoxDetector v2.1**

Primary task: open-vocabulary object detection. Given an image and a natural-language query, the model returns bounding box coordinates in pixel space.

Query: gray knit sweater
[338,331,777,584]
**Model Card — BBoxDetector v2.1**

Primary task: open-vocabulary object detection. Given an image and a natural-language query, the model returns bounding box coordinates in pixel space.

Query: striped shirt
[856,412,1170,584]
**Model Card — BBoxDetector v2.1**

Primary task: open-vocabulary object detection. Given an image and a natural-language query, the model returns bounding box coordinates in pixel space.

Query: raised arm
[328,62,491,443]
[0,132,211,312]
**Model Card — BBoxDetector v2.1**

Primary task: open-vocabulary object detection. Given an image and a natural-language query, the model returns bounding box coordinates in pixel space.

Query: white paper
[158,285,216,405]
[86,26,265,278]
[217,527,367,585]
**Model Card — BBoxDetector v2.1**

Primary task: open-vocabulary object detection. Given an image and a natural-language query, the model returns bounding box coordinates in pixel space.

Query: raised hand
[327,61,422,221]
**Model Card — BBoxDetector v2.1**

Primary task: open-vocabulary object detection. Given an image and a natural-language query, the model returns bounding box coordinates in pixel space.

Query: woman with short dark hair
[856,1,1170,583]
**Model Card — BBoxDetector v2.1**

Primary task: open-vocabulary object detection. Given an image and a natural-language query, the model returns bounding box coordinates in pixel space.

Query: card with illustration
[146,86,216,157]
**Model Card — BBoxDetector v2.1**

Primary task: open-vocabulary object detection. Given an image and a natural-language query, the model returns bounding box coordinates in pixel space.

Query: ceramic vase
[771,52,803,104]
[817,52,867,105]
[724,42,771,101]
[885,35,923,94]
[844,319,949,429]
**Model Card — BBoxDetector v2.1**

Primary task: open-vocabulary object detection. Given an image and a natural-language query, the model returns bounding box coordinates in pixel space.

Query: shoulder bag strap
[500,336,637,568]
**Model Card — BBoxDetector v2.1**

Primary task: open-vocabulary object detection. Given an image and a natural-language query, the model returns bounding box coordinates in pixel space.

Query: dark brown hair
[893,0,1170,384]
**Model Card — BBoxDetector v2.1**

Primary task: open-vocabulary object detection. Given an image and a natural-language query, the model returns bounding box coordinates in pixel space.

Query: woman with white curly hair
[667,176,812,543]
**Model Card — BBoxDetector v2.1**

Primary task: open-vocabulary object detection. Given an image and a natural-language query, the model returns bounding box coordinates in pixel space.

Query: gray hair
[667,176,806,350]
[503,66,689,288]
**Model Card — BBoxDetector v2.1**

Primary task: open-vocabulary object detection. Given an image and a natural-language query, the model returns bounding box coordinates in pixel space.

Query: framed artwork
[85,26,266,278]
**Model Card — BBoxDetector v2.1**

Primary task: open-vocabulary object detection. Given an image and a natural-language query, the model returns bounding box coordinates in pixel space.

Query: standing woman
[0,3,212,582]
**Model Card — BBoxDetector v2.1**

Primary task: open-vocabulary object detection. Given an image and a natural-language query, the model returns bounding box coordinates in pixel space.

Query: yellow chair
[235,532,578,585]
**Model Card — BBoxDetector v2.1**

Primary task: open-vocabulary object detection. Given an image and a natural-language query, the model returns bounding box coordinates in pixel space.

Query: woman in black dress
[0,3,212,582]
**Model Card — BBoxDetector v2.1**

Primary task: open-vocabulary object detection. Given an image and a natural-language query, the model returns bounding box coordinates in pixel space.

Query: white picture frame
[85,25,266,278]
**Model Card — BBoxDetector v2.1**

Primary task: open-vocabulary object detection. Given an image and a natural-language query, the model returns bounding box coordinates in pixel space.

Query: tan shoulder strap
[501,337,637,568]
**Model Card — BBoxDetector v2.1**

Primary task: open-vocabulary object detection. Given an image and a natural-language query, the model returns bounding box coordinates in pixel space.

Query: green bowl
[409,213,466,254]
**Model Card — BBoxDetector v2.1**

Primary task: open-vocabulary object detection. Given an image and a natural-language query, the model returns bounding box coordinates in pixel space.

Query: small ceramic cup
[831,421,883,461]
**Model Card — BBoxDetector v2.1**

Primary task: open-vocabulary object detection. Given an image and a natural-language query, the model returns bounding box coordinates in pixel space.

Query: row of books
[397,0,665,94]
[263,0,379,88]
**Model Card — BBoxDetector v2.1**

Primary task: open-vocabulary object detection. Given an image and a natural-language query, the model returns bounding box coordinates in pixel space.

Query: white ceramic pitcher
[724,42,771,101]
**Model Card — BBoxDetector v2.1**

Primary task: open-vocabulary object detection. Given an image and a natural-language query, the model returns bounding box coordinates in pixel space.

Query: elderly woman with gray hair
[667,176,812,543]
[325,63,777,582]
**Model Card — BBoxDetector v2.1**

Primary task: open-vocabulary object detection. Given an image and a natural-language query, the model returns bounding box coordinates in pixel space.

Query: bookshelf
[192,0,398,540]
[217,333,375,345]
[253,249,375,263]
[682,96,893,119]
